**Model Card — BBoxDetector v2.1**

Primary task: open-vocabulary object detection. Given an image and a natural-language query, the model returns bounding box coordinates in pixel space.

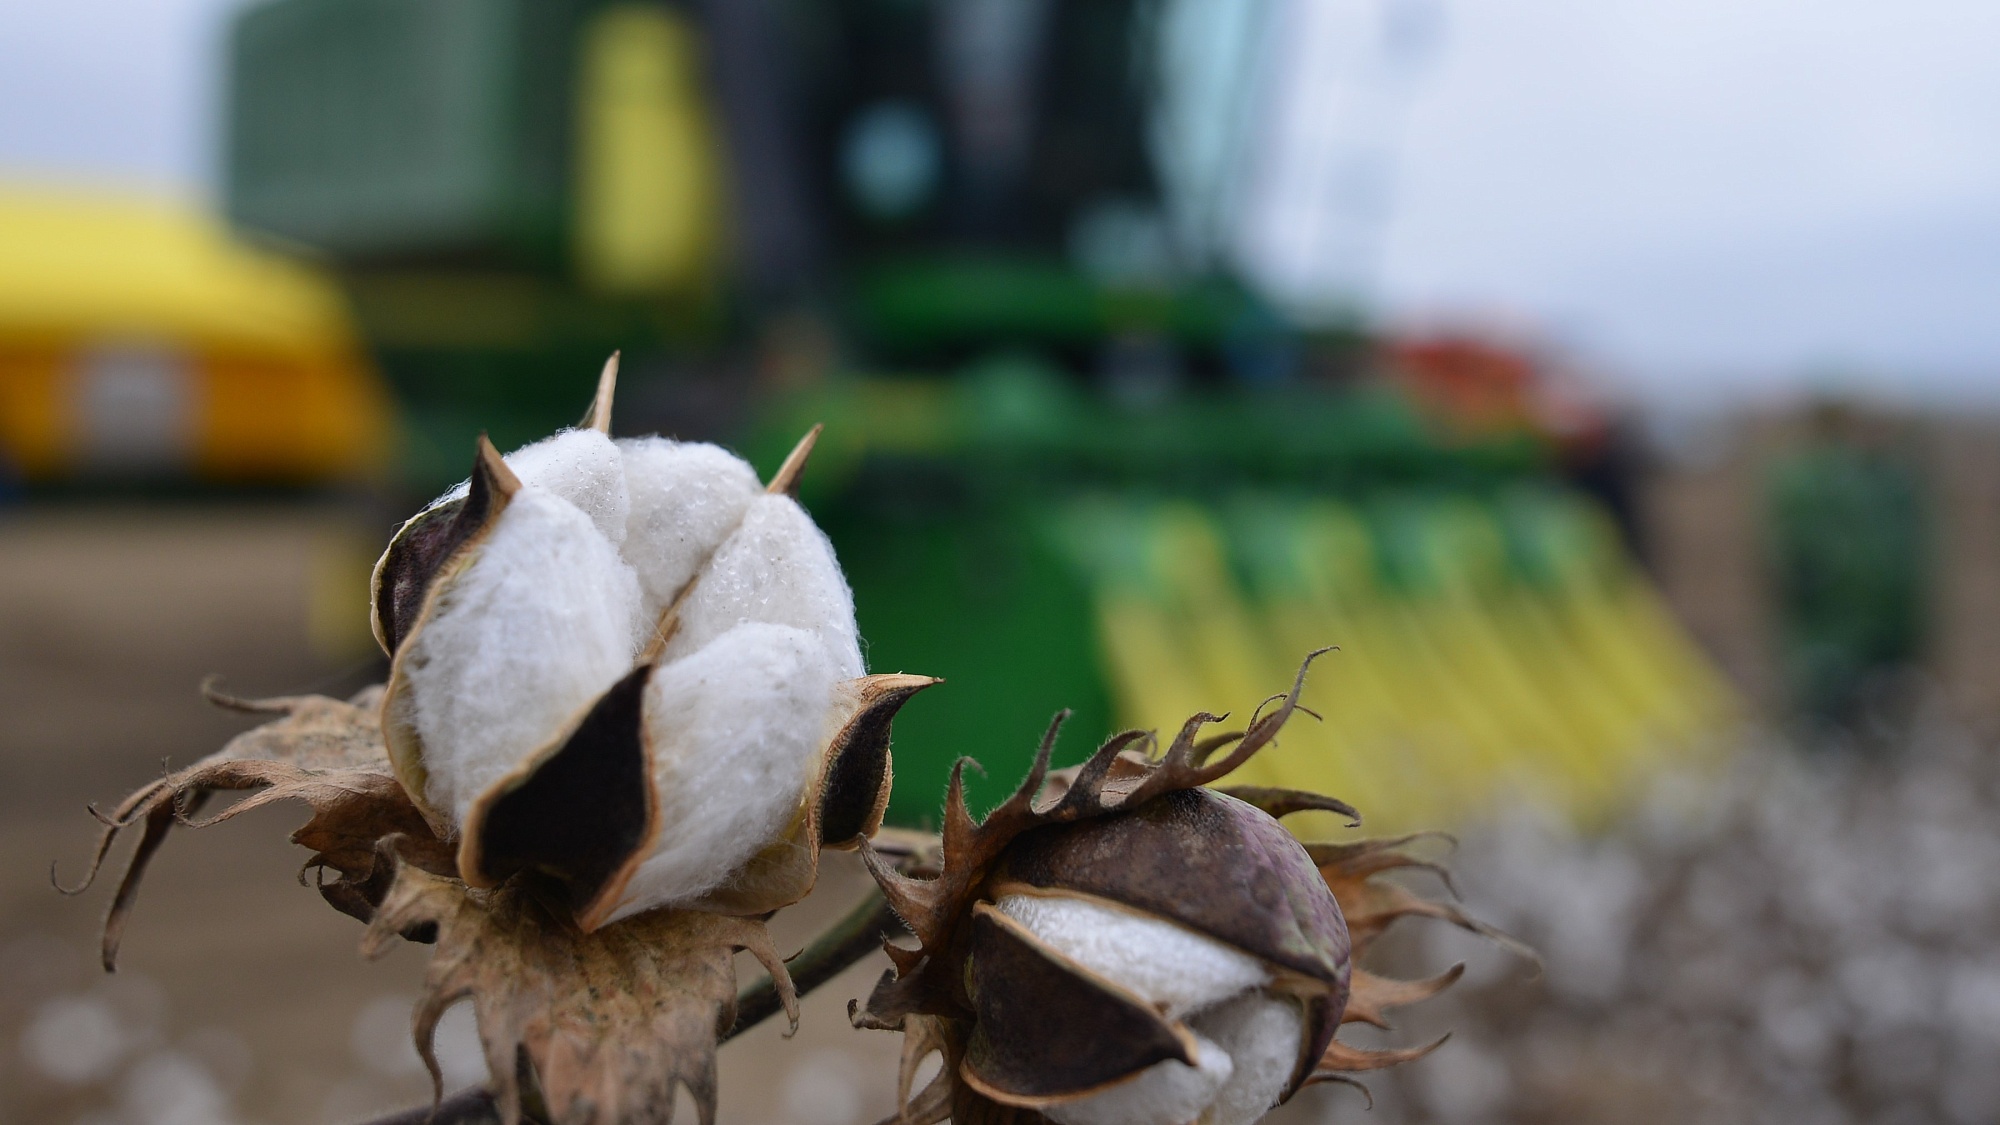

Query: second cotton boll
[996,894,1306,1125]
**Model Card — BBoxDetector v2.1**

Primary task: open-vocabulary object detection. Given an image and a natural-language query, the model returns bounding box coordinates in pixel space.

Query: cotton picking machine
[217,0,1737,830]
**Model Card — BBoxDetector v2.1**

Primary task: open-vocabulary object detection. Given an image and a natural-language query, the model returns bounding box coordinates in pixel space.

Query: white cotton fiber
[616,437,761,618]
[658,494,864,679]
[1187,992,1304,1125]
[1043,1033,1233,1125]
[399,487,643,824]
[997,894,1271,1021]
[437,429,630,547]
[603,622,844,921]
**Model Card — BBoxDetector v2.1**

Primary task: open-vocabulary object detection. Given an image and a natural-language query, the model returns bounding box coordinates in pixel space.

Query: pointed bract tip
[583,352,620,433]
[473,434,523,500]
[199,675,295,715]
[766,423,824,497]
[856,673,945,703]
[1307,1074,1374,1109]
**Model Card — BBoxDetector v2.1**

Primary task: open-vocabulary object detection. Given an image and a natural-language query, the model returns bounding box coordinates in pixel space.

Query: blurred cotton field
[10,968,484,1125]
[1263,697,2000,1125]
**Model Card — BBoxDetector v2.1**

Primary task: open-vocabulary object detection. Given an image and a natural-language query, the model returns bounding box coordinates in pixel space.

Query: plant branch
[730,883,905,1037]
[361,1086,516,1125]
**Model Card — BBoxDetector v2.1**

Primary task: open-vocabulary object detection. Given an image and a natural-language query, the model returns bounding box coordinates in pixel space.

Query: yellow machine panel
[0,188,393,482]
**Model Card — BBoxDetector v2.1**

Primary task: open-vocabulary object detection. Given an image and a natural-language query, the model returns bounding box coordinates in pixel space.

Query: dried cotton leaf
[60,684,453,970]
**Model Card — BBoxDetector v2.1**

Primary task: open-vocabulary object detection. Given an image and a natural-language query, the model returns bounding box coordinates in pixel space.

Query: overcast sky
[1377,0,2000,404]
[0,0,226,191]
[3,0,1996,406]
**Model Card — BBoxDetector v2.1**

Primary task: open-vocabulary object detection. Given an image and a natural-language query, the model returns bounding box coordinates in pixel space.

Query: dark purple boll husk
[987,786,1352,1096]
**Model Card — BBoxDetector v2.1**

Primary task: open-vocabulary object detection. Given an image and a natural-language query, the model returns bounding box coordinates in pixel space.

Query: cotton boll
[1043,1033,1234,1125]
[661,494,864,679]
[994,893,1301,1125]
[398,487,643,823]
[604,623,844,921]
[617,437,761,617]
[438,429,630,546]
[1188,992,1304,1125]
[996,893,1270,1020]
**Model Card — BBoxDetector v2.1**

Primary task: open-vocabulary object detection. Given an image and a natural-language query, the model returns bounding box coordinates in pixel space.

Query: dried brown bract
[56,683,454,970]
[361,855,798,1125]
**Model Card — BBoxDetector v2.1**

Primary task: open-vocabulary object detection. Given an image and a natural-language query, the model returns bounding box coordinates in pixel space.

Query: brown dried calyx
[361,852,798,1125]
[854,652,1530,1125]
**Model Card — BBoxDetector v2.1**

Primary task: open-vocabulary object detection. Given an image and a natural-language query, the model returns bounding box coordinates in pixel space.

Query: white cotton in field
[996,894,1270,1020]
[616,437,761,617]
[659,494,863,679]
[1187,992,1304,1125]
[400,487,643,824]
[437,429,631,546]
[1043,1033,1234,1125]
[604,622,844,921]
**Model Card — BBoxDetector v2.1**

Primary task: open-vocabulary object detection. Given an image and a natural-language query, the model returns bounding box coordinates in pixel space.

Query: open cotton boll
[616,437,761,617]
[602,622,843,922]
[660,494,863,679]
[437,429,630,547]
[996,893,1271,1020]
[1186,992,1305,1125]
[400,487,643,824]
[1042,1034,1233,1125]
[999,893,1299,1125]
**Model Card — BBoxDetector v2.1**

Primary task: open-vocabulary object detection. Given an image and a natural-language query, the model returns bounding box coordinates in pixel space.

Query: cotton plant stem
[730,883,906,1036]
[363,1086,517,1125]
[350,885,906,1125]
